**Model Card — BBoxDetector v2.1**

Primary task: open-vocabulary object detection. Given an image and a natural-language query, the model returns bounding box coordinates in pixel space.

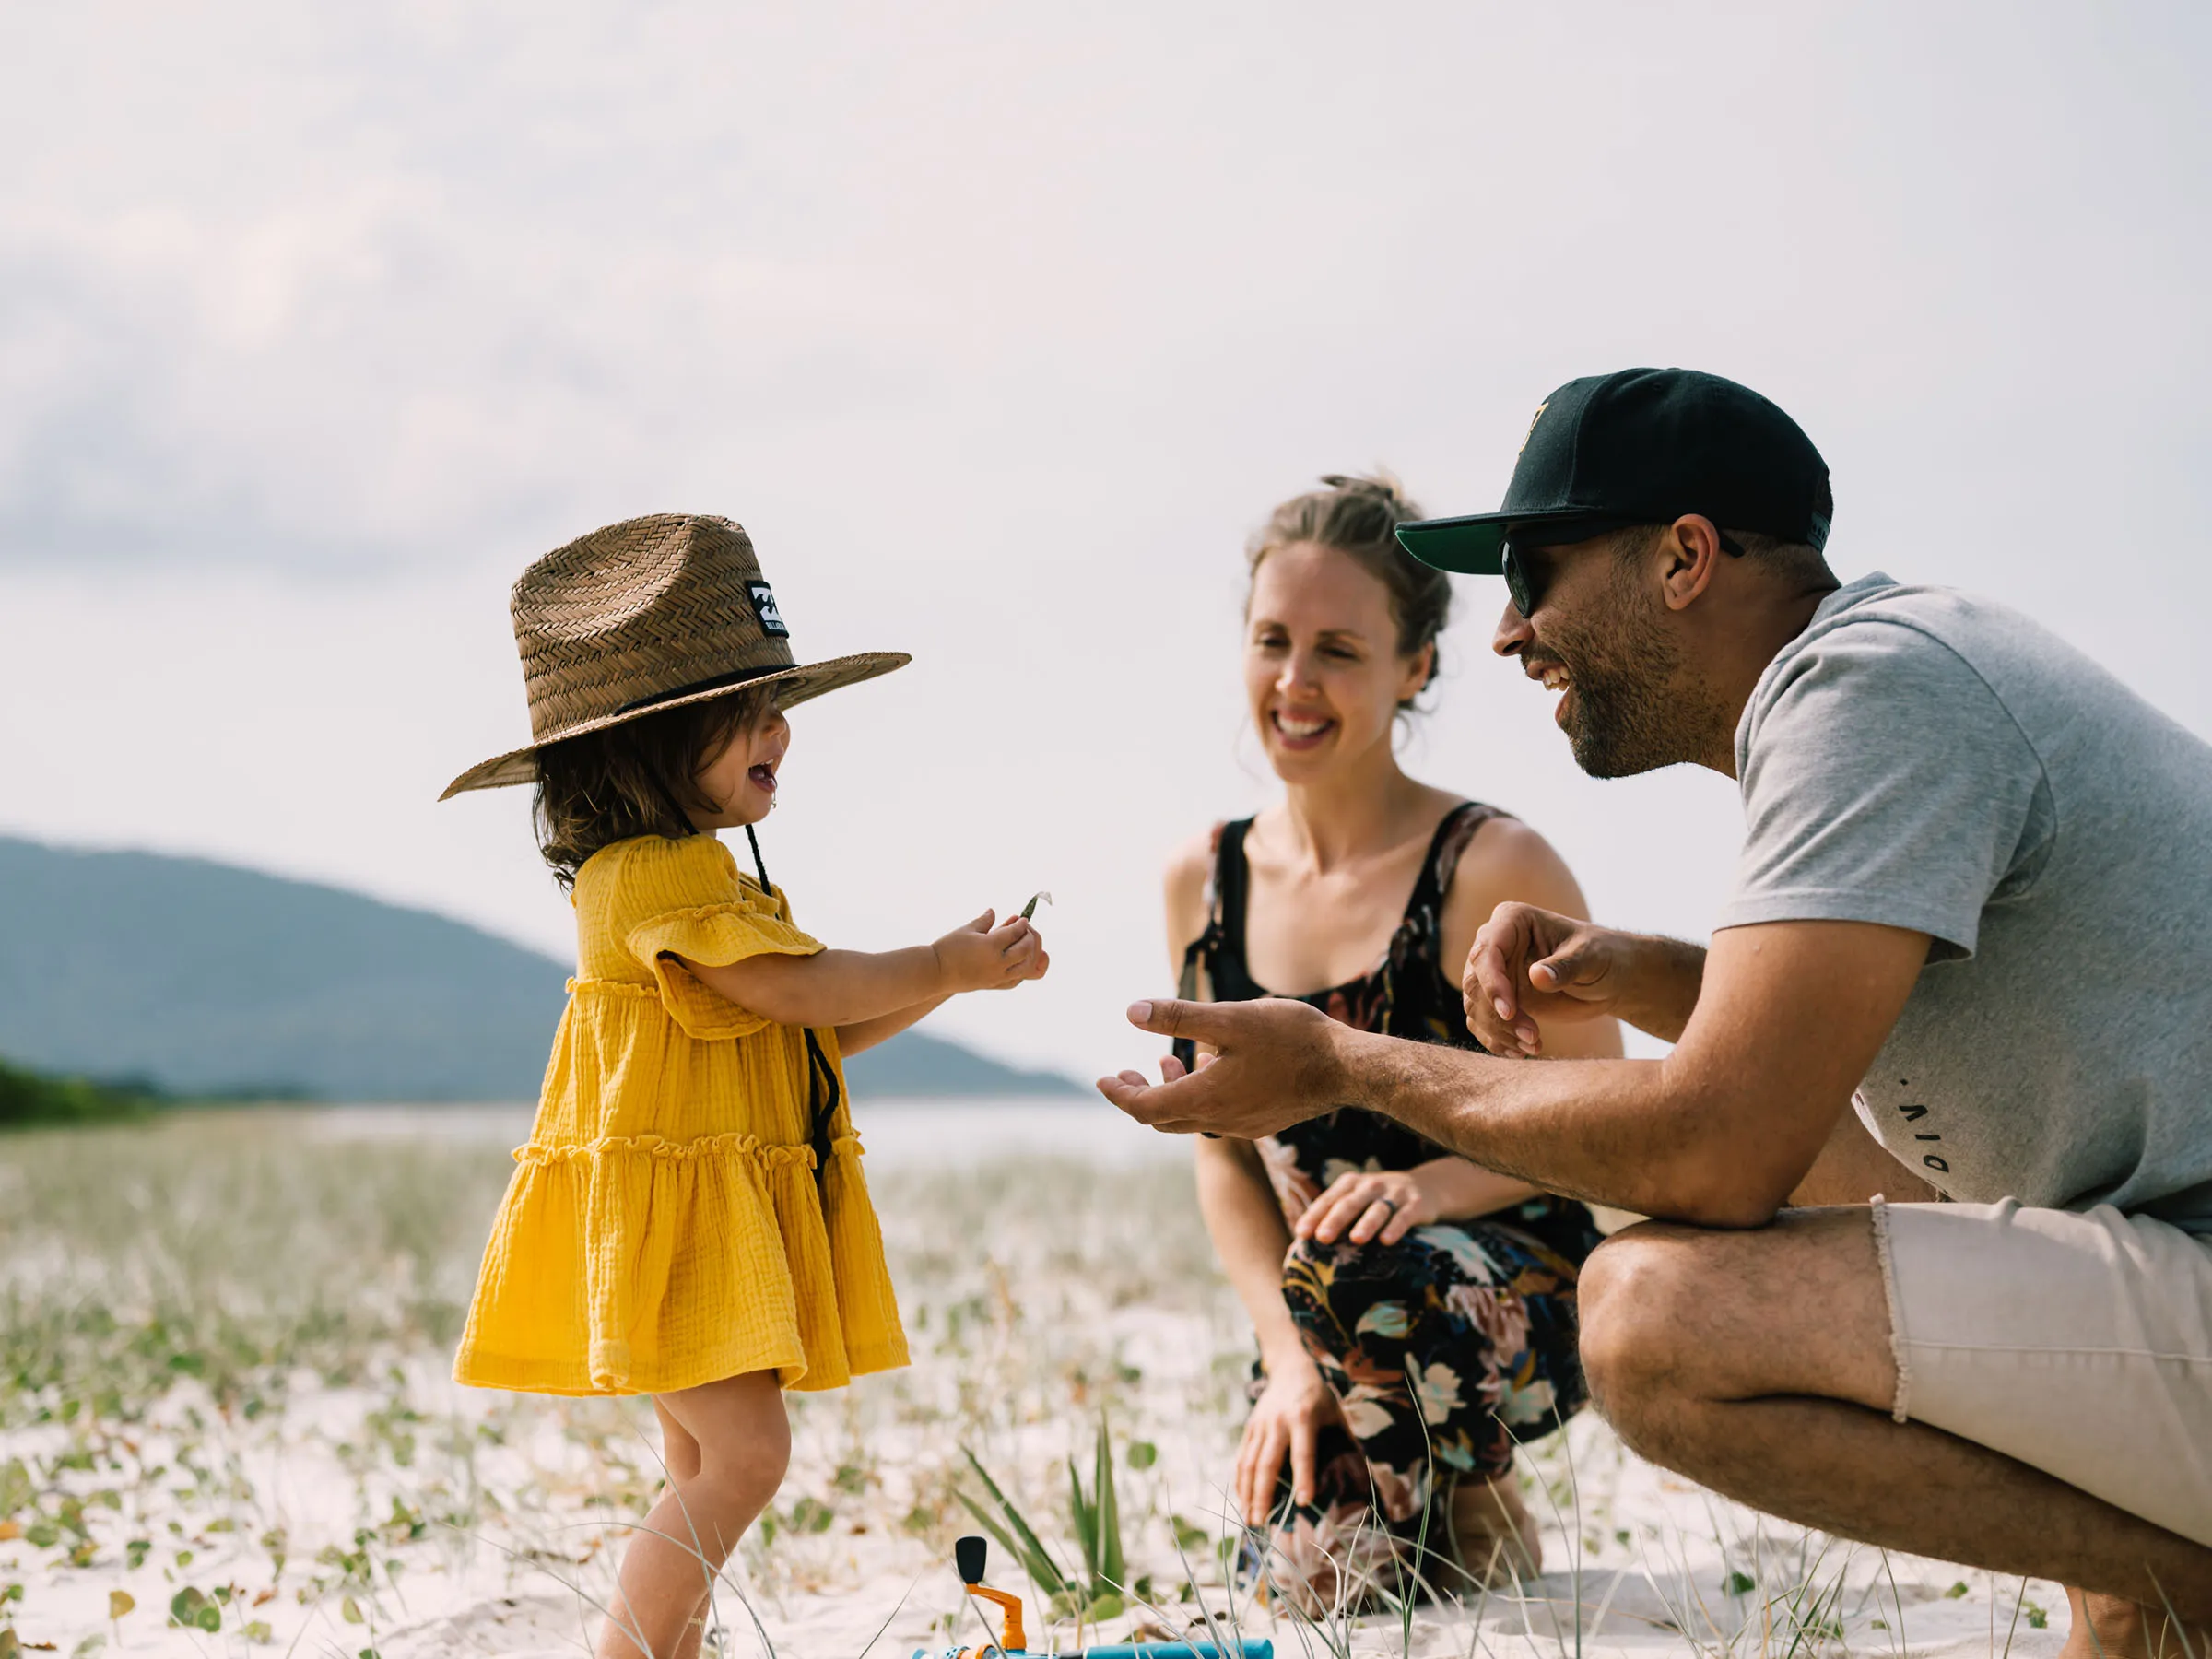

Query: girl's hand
[1236,1353,1342,1525]
[1292,1167,1438,1247]
[933,911,1047,993]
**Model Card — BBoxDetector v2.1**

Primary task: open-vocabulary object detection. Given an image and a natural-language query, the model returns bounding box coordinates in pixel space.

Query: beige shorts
[1874,1197,2212,1547]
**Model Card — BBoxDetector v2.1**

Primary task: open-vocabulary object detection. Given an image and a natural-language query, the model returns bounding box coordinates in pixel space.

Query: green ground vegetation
[0,1056,157,1131]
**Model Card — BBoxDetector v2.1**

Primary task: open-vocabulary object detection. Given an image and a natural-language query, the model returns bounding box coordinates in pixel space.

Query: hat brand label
[1519,401,1549,453]
[746,581,790,638]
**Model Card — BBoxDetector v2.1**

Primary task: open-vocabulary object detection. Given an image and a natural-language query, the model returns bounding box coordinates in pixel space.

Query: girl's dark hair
[1246,471,1452,712]
[533,688,765,889]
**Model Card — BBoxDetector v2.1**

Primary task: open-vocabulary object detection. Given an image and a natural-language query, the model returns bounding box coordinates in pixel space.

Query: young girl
[441,513,1048,1659]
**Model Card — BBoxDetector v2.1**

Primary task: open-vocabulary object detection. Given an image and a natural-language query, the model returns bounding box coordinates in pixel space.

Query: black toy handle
[954,1534,987,1586]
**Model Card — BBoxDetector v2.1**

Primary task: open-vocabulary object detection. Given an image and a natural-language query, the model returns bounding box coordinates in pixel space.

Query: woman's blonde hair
[1247,471,1451,711]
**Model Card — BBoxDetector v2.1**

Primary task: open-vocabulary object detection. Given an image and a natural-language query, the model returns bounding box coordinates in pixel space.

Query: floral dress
[1175,803,1601,1605]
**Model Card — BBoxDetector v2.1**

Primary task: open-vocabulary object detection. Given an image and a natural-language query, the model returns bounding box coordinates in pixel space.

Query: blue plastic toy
[911,1535,1272,1659]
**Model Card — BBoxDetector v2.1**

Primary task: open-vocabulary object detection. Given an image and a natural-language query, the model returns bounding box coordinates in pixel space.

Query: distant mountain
[0,837,1079,1102]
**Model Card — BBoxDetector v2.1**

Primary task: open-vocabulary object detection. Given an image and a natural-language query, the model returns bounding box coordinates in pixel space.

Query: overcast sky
[1,1,2206,1083]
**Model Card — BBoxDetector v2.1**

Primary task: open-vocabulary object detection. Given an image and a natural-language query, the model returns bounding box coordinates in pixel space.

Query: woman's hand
[1293,1167,1439,1247]
[1235,1353,1343,1525]
[933,911,1048,993]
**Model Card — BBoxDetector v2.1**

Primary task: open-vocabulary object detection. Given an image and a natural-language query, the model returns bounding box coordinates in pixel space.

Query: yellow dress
[453,833,908,1396]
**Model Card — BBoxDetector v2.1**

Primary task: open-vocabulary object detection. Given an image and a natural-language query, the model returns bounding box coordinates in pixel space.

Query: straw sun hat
[440,513,909,800]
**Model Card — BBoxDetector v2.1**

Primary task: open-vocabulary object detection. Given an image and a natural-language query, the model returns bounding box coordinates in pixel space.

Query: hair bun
[1246,469,1450,712]
[1315,470,1418,519]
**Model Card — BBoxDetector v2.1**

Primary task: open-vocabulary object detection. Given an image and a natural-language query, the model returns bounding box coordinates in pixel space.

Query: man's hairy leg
[1578,1210,2212,1649]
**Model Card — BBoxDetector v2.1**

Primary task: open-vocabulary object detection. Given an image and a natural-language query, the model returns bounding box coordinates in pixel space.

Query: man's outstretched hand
[1096,996,1361,1138]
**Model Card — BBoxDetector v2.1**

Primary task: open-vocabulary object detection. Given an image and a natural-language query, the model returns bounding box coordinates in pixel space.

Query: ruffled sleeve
[626,886,824,1039]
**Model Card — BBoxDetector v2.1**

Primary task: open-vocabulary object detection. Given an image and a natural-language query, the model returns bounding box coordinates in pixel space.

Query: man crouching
[1102,369,2212,1654]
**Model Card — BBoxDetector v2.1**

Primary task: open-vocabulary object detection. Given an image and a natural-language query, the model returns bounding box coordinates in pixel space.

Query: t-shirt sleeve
[626,888,825,1040]
[1715,618,2050,958]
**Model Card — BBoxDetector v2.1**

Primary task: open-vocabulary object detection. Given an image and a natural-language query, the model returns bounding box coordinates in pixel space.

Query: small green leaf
[341,1595,364,1625]
[71,1634,104,1659]
[1723,1571,1756,1596]
[1067,1457,1098,1578]
[1093,1416,1124,1589]
[2026,1604,2049,1630]
[1126,1441,1158,1471]
[1085,1593,1124,1622]
[169,1588,206,1625]
[958,1449,1069,1595]
[194,1606,221,1633]
[1945,1582,1970,1600]
[1020,891,1053,921]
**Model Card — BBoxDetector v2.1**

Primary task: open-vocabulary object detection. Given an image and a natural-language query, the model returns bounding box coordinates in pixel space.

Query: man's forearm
[1337,1028,1783,1227]
[1615,934,1706,1043]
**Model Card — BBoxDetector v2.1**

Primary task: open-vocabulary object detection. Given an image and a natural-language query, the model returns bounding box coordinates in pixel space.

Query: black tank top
[1175,801,1597,1256]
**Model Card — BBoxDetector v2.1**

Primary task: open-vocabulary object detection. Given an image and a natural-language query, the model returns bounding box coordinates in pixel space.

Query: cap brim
[1394,515,1508,574]
[1396,508,1633,575]
[438,650,911,800]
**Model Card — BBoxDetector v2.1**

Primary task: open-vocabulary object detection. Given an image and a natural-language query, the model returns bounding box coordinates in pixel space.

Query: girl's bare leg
[647,1400,712,1659]
[597,1371,790,1659]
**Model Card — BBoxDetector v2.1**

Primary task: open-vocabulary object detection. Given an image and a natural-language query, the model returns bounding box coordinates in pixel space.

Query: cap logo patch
[1519,401,1549,453]
[746,580,789,638]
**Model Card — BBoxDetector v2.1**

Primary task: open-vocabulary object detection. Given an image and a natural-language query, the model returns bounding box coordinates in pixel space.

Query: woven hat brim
[439,651,911,800]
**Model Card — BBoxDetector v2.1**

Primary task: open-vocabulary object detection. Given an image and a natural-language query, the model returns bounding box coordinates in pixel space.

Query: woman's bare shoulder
[1163,826,1219,940]
[1448,810,1592,920]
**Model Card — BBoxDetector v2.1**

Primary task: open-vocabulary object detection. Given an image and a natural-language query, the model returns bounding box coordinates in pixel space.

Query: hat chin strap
[743,822,841,1200]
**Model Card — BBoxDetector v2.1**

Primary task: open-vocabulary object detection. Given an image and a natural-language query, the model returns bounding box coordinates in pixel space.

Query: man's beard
[1546,565,1716,779]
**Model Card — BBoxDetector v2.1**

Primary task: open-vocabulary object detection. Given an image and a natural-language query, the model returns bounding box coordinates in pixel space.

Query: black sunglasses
[1500,520,1747,618]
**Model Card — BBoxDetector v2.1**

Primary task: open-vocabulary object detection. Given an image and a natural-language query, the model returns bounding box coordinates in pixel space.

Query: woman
[1163,474,1621,1611]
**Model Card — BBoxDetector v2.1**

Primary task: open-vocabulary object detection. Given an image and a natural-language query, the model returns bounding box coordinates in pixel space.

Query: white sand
[0,1321,2070,1659]
[0,1119,2073,1658]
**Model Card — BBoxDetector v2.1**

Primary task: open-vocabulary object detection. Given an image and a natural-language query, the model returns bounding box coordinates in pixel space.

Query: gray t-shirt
[1720,572,2212,1231]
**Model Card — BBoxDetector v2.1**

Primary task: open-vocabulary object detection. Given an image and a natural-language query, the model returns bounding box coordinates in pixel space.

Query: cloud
[0,1,2207,1076]
[0,172,944,572]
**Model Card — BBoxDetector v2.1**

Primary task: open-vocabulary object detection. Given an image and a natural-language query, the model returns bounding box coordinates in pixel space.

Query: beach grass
[0,1113,2054,1658]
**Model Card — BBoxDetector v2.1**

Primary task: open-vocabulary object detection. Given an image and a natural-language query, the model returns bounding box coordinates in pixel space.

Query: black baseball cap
[1394,368,1832,574]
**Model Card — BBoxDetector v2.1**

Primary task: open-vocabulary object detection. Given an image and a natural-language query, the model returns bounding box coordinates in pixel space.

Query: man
[1100,369,2212,1653]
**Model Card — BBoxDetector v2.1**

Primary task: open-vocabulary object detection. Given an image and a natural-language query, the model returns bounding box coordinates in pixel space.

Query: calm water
[300,1096,1188,1169]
